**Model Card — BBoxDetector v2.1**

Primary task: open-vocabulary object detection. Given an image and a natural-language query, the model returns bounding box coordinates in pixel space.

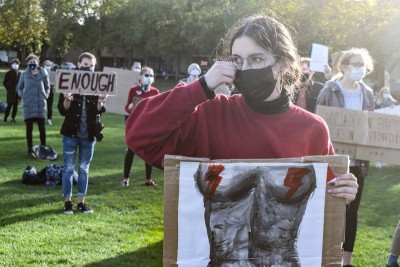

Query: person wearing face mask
[317,47,374,267]
[376,86,397,109]
[179,63,202,84]
[58,52,107,214]
[17,53,50,157]
[125,13,358,265]
[43,60,55,125]
[3,58,21,123]
[293,57,324,113]
[122,66,159,187]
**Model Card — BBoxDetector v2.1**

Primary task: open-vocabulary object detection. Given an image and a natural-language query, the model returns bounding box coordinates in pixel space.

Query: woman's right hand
[64,93,73,101]
[203,61,236,91]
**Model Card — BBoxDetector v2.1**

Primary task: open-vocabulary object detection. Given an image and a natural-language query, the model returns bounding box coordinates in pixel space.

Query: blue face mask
[28,64,37,71]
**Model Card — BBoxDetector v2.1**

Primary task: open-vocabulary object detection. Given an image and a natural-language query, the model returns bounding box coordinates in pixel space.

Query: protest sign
[309,43,329,73]
[163,155,348,267]
[103,67,140,115]
[56,70,117,96]
[316,105,400,164]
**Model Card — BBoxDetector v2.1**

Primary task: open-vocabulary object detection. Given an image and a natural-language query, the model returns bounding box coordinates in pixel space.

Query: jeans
[62,136,96,197]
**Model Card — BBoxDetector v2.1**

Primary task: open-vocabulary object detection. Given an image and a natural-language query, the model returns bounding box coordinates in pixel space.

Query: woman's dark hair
[11,58,20,65]
[77,52,96,64]
[224,13,301,95]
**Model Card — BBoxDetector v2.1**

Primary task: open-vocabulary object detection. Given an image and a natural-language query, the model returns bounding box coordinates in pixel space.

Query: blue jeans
[62,136,96,197]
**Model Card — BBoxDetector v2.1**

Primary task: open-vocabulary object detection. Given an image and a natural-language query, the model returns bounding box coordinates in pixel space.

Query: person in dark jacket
[3,58,21,123]
[293,57,324,113]
[17,53,50,156]
[58,52,107,214]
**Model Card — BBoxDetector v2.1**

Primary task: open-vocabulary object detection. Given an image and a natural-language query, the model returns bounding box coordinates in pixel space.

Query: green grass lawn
[0,68,399,266]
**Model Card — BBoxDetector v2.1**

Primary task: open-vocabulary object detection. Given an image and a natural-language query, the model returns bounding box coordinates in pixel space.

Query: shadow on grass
[83,241,163,267]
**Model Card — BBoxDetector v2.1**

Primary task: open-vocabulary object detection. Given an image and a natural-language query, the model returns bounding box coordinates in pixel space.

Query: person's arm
[43,69,50,99]
[125,88,135,114]
[17,72,25,97]
[126,81,208,169]
[3,71,9,89]
[126,61,236,169]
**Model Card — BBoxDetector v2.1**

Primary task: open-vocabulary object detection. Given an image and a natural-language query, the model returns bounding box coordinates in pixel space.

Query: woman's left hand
[327,173,358,205]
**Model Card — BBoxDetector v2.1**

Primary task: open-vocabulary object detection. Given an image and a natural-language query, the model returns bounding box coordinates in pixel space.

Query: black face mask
[80,66,92,71]
[233,65,277,105]
[28,64,37,71]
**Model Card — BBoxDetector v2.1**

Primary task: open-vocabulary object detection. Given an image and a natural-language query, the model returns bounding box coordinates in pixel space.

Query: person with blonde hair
[317,47,375,267]
[376,86,397,109]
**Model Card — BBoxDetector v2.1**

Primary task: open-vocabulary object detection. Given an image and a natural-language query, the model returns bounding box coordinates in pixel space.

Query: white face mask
[190,69,201,76]
[141,76,154,86]
[383,93,390,100]
[349,66,365,82]
[11,63,19,70]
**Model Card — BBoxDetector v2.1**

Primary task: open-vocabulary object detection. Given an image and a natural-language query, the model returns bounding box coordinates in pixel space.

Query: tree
[0,0,47,62]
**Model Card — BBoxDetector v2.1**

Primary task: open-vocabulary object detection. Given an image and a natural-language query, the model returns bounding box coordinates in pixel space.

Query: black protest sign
[56,70,117,95]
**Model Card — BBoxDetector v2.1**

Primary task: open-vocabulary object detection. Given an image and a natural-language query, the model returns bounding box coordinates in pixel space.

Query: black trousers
[4,93,18,120]
[343,165,368,252]
[123,115,152,179]
[123,148,152,179]
[25,118,46,150]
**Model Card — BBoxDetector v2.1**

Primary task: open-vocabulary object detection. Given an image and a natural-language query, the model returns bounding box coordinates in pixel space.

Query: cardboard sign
[56,70,117,95]
[317,105,400,163]
[163,155,348,267]
[49,70,56,86]
[103,67,140,115]
[310,43,329,73]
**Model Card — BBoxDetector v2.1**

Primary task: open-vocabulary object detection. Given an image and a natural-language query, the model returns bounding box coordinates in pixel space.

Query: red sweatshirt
[125,85,159,114]
[126,80,334,169]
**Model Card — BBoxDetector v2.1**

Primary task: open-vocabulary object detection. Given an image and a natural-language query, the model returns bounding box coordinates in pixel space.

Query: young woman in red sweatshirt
[126,13,358,214]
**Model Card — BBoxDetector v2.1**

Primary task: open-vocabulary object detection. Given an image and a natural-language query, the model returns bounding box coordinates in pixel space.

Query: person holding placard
[293,57,324,113]
[317,48,375,267]
[122,66,159,187]
[376,86,397,109]
[58,52,107,214]
[17,53,50,157]
[126,12,359,266]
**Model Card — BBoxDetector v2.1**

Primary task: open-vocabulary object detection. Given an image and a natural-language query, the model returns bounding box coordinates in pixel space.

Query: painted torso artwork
[194,163,317,267]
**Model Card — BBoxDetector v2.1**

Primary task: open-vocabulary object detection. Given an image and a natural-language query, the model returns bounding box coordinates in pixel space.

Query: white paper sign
[177,162,328,267]
[310,43,329,73]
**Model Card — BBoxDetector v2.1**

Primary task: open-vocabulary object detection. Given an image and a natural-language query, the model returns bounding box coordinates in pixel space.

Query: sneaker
[10,118,16,123]
[63,201,74,214]
[47,119,52,125]
[122,179,129,186]
[77,202,93,214]
[145,179,157,186]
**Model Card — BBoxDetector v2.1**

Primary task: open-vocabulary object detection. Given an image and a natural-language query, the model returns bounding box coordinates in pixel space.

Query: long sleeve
[125,81,209,169]
[17,72,25,97]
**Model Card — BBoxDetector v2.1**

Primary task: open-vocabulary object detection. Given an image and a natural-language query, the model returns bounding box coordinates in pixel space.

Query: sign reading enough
[56,70,117,95]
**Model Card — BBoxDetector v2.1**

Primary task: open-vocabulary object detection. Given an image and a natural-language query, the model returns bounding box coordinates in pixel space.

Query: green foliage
[0,0,47,55]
